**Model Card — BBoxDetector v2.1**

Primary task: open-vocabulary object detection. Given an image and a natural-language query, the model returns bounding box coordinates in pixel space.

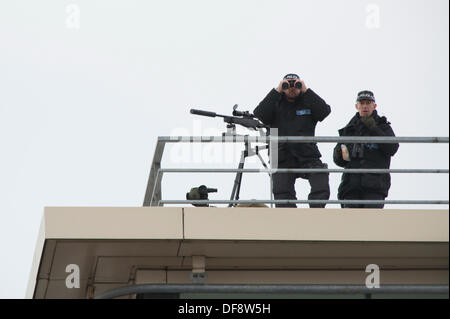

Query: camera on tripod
[186,185,218,207]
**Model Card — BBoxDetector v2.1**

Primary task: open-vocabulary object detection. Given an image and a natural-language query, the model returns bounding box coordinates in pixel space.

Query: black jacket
[253,88,331,163]
[333,110,399,198]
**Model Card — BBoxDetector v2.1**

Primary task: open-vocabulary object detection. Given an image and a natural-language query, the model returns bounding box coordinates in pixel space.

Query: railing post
[143,139,165,206]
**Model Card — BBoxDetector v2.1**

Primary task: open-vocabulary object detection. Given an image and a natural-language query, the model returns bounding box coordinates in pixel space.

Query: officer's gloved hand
[334,145,342,159]
[341,144,350,161]
[360,115,377,130]
[335,144,350,161]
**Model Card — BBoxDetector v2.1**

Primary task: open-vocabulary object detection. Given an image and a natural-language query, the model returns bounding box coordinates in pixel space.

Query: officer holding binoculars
[253,74,331,208]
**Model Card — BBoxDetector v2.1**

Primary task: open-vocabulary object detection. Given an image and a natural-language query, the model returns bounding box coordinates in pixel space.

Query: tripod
[190,106,272,207]
[225,124,272,207]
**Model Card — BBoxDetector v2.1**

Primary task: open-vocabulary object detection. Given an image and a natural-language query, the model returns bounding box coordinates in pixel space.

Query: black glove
[334,145,342,158]
[360,115,377,130]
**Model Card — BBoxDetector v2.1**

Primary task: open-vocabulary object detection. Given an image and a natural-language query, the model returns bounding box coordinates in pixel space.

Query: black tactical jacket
[253,88,331,163]
[333,110,399,198]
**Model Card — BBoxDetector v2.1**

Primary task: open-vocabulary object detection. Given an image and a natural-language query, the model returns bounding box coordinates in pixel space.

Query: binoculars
[282,80,302,90]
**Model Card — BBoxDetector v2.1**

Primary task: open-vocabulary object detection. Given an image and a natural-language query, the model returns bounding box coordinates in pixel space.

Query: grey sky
[0,0,448,298]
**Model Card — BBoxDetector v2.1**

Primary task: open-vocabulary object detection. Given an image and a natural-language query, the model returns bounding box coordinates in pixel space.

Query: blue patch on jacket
[365,143,379,150]
[296,109,311,116]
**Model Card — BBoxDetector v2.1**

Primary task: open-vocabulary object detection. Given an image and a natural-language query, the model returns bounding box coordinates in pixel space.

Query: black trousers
[341,189,386,209]
[272,157,330,208]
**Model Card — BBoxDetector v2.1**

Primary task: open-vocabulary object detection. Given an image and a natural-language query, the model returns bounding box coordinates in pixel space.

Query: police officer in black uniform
[253,74,331,208]
[333,90,399,208]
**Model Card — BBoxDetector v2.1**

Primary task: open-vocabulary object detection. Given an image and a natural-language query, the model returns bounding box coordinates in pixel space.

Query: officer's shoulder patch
[296,109,311,116]
[365,143,379,150]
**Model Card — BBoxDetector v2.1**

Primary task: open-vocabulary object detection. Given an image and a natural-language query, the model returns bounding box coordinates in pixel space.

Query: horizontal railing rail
[160,168,449,174]
[159,200,449,205]
[159,136,449,143]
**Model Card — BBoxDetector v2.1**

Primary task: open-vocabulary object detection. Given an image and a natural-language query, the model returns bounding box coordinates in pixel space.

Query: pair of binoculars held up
[282,80,302,90]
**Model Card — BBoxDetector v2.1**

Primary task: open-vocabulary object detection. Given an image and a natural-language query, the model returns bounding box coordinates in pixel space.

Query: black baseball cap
[356,90,376,102]
[283,74,300,80]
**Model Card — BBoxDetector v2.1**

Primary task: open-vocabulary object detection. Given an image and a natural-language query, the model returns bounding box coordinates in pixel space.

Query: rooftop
[27,206,449,299]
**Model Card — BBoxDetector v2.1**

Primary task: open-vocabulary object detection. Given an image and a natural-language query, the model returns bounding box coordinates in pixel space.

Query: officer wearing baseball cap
[333,90,399,208]
[253,74,331,208]
[356,90,376,102]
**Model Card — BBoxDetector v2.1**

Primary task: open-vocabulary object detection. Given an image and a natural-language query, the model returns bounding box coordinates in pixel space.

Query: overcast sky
[0,0,448,298]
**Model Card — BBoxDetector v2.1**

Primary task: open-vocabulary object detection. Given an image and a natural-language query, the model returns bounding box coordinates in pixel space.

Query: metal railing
[143,136,449,207]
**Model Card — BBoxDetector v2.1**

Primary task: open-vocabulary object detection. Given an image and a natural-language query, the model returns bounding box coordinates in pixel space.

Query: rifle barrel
[190,109,217,118]
[190,108,266,130]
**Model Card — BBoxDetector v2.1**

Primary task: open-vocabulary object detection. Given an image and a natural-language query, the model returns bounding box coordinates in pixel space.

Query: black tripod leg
[257,153,269,170]
[235,161,245,202]
[229,150,246,207]
[255,144,273,207]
